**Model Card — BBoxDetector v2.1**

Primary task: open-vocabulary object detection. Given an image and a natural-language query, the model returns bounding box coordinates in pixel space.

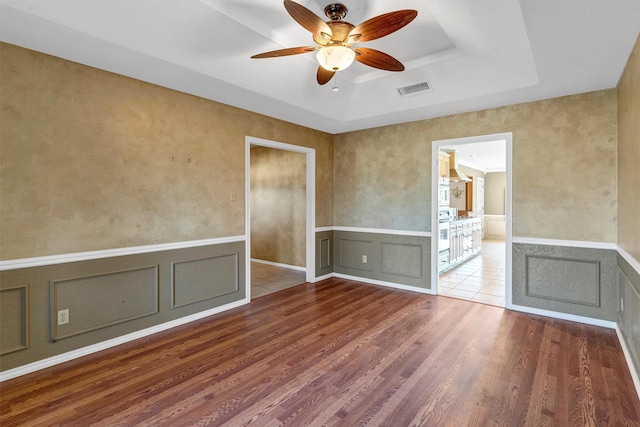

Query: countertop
[450,216,482,223]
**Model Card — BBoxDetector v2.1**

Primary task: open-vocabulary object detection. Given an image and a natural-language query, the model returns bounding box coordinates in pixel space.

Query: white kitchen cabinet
[446,217,482,269]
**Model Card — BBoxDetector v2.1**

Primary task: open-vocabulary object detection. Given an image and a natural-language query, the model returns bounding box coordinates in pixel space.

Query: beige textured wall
[485,172,506,215]
[333,124,432,231]
[250,147,306,267]
[618,35,640,260]
[334,90,617,242]
[0,43,333,260]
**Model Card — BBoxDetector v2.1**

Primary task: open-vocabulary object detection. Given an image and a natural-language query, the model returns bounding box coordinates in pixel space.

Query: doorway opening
[431,133,513,308]
[245,136,316,300]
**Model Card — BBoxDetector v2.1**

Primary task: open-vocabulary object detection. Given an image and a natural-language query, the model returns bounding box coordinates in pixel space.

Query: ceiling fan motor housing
[324,4,348,20]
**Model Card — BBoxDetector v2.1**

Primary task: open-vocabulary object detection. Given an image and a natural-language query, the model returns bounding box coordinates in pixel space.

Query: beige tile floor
[438,240,506,307]
[251,261,306,298]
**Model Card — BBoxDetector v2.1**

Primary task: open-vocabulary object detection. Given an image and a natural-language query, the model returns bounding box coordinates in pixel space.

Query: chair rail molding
[0,236,247,272]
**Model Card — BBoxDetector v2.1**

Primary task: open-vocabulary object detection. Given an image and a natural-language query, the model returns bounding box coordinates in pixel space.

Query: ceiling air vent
[397,81,431,97]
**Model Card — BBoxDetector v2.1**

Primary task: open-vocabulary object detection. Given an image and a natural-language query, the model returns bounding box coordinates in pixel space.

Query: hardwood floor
[1,278,638,426]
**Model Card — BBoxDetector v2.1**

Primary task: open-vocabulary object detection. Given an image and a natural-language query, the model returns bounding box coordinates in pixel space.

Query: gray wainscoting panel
[627,279,640,374]
[333,231,431,289]
[618,268,628,330]
[51,266,159,341]
[0,286,29,355]
[172,254,238,308]
[339,238,374,272]
[320,239,331,269]
[0,240,246,372]
[525,255,599,306]
[617,253,640,375]
[381,243,422,279]
[315,230,333,277]
[512,243,617,321]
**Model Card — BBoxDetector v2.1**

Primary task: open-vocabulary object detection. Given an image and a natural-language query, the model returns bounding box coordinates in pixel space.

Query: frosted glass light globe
[316,46,355,71]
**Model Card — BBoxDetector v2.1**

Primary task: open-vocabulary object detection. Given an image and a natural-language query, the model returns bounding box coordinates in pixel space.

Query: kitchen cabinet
[447,217,482,268]
[438,152,450,182]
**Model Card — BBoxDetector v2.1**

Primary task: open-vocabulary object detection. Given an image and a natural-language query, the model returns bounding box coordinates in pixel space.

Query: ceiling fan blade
[251,46,317,59]
[284,0,331,37]
[351,10,417,42]
[354,48,405,71]
[317,66,335,85]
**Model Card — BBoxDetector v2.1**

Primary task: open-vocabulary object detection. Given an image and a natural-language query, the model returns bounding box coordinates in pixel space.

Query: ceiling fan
[251,0,418,85]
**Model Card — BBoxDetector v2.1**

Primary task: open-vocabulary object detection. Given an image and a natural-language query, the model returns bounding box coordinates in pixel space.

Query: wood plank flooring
[1,278,638,426]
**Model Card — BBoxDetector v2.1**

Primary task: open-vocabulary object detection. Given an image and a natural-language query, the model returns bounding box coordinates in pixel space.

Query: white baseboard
[314,273,334,282]
[615,324,640,401]
[0,298,249,382]
[250,258,306,272]
[509,303,616,329]
[332,273,434,295]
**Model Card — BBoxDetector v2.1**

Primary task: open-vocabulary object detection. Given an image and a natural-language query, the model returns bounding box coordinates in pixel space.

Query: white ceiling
[1,0,638,134]
[442,140,506,173]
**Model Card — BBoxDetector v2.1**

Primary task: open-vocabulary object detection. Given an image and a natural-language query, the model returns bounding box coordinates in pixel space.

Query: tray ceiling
[0,0,638,134]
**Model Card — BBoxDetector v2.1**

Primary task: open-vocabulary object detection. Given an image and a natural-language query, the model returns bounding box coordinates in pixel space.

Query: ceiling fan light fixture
[252,1,417,85]
[316,46,355,71]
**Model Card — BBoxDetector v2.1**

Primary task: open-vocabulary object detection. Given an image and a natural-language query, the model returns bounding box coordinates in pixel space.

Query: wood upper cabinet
[438,152,450,181]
